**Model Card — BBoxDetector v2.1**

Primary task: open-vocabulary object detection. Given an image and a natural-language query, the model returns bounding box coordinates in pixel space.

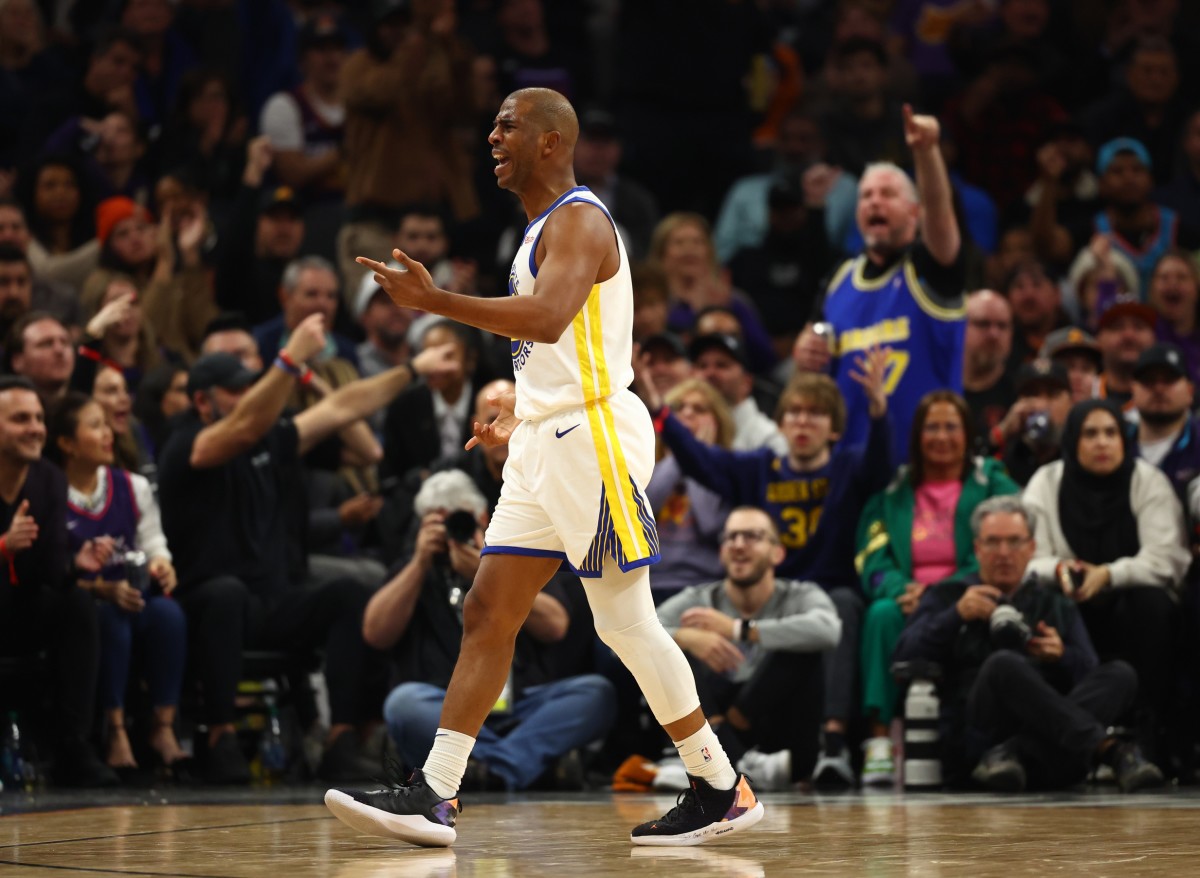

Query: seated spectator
[90,365,156,485]
[74,274,165,396]
[649,212,775,374]
[0,376,115,786]
[1131,343,1198,504]
[158,316,420,784]
[1021,121,1099,270]
[13,154,100,293]
[1023,399,1190,766]
[994,359,1073,487]
[1095,296,1158,408]
[573,109,659,262]
[42,109,149,204]
[688,333,785,454]
[819,37,908,177]
[638,355,893,788]
[1065,233,1137,330]
[157,68,247,208]
[258,15,348,207]
[631,262,670,343]
[656,506,841,791]
[253,254,358,367]
[381,319,478,481]
[1038,137,1200,294]
[856,390,1018,784]
[47,393,185,774]
[1040,326,1102,404]
[1155,106,1200,233]
[0,212,79,325]
[365,470,615,791]
[214,139,306,325]
[354,265,418,382]
[637,331,690,401]
[961,289,1016,454]
[1147,250,1200,385]
[1003,260,1070,367]
[6,311,73,404]
[893,495,1163,793]
[727,173,835,363]
[131,363,189,456]
[0,242,34,344]
[645,379,734,602]
[82,196,215,362]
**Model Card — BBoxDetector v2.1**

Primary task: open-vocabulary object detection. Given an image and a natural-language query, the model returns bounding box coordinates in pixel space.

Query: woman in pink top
[854,391,1019,784]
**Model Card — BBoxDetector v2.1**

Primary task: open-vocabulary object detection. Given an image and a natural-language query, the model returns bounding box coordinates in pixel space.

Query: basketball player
[794,106,966,460]
[324,89,763,847]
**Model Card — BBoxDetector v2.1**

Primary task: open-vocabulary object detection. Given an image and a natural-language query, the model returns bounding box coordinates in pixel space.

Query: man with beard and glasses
[962,290,1016,454]
[792,107,965,460]
[635,350,892,788]
[1131,343,1200,505]
[655,506,841,792]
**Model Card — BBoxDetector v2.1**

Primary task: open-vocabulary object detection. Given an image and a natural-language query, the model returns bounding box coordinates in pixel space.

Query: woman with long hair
[14,154,99,291]
[645,378,736,602]
[47,393,186,774]
[856,389,1018,784]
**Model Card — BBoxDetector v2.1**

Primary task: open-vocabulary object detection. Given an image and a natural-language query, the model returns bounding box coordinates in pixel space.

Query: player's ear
[542,130,561,155]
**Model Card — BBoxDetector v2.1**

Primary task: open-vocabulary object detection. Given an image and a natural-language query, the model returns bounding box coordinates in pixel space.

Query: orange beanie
[95,197,152,245]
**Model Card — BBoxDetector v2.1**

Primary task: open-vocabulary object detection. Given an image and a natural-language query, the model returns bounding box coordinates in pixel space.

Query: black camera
[1023,411,1051,446]
[443,509,479,544]
[989,601,1032,652]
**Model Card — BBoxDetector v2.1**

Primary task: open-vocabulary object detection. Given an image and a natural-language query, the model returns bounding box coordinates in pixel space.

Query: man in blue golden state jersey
[794,105,966,460]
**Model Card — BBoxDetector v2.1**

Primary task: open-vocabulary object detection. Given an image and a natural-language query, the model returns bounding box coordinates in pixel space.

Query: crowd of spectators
[1,0,1199,796]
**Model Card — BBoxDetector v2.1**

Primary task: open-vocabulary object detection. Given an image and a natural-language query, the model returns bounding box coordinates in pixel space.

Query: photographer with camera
[363,470,615,792]
[992,358,1074,486]
[893,496,1162,793]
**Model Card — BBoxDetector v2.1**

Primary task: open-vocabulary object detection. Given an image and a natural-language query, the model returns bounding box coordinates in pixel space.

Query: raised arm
[905,105,960,268]
[189,314,327,469]
[293,343,458,456]
[356,202,613,343]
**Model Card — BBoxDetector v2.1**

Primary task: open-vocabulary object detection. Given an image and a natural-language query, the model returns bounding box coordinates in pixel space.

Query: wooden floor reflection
[1,792,1198,877]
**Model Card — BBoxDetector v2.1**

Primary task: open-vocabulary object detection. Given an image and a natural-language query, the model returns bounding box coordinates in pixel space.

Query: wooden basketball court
[1,790,1197,876]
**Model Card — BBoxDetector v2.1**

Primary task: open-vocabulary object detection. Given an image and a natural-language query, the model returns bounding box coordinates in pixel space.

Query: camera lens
[444,510,478,544]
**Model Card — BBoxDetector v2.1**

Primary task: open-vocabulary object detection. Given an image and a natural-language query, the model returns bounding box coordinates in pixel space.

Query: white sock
[674,724,737,790]
[421,728,475,799]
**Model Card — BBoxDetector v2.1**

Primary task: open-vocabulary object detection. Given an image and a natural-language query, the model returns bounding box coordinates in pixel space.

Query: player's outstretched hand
[356,248,436,310]
[465,388,520,450]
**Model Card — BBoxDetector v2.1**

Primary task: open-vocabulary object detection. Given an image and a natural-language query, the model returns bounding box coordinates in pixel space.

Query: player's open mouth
[493,153,510,175]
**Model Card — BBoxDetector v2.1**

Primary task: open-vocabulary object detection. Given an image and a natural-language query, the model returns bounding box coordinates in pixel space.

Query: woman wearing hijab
[1023,399,1189,765]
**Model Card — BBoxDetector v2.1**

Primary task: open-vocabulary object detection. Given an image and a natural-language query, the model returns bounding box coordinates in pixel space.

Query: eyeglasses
[719,529,775,546]
[968,319,1012,332]
[978,536,1031,552]
[781,408,831,422]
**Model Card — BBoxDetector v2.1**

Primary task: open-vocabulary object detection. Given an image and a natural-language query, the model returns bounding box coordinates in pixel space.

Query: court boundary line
[0,814,332,851]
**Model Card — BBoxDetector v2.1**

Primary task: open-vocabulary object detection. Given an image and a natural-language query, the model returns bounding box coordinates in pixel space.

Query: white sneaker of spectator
[812,744,856,788]
[651,758,691,791]
[861,736,896,787]
[736,748,792,792]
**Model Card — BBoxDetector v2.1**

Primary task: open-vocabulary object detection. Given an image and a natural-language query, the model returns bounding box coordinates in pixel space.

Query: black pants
[0,583,99,743]
[688,650,824,780]
[1078,586,1175,733]
[965,651,1136,789]
[176,575,375,726]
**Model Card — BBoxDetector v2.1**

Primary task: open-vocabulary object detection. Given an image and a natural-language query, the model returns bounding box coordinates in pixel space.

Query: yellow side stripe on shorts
[573,286,651,563]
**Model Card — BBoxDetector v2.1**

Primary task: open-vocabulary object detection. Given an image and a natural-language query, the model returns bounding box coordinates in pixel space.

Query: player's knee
[461,584,523,640]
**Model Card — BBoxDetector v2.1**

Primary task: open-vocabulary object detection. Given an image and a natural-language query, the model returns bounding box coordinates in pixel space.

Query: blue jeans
[97,594,187,710]
[384,674,616,790]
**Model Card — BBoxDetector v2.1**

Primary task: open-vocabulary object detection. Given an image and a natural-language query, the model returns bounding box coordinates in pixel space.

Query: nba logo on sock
[701,746,712,763]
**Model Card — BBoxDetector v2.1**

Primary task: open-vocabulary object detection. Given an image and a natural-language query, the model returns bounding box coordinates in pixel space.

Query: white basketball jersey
[507,187,634,421]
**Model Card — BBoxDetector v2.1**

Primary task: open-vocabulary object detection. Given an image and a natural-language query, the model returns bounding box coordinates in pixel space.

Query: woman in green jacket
[854,390,1019,785]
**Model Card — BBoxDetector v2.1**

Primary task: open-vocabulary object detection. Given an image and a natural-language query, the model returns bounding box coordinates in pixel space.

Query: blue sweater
[659,411,894,590]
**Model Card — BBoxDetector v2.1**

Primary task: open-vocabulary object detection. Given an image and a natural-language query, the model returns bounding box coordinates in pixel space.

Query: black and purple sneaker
[630,773,764,847]
[325,766,461,847]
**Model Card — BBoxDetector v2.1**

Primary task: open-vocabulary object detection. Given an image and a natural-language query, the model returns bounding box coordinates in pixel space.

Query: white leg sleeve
[582,564,700,726]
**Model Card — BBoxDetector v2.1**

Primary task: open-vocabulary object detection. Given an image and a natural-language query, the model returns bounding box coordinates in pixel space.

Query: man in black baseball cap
[688,333,785,453]
[999,357,1072,485]
[1131,342,1199,493]
[186,352,260,397]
